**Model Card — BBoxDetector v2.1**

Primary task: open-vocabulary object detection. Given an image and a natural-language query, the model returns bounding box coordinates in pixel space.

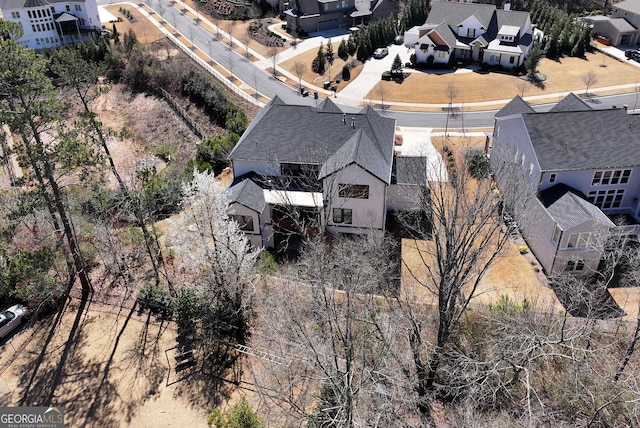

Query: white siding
[386,184,422,211]
[324,164,386,234]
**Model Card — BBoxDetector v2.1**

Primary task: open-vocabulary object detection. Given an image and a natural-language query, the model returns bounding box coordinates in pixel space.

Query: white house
[0,0,101,49]
[490,94,640,276]
[227,97,426,250]
[406,1,535,68]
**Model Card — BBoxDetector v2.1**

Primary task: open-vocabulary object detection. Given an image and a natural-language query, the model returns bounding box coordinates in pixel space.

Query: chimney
[504,2,511,11]
[351,117,355,128]
[343,113,346,124]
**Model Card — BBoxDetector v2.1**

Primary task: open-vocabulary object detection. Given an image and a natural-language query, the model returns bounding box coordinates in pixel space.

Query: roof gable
[228,178,265,213]
[615,0,640,15]
[549,93,592,112]
[318,128,391,183]
[541,184,614,230]
[496,95,534,117]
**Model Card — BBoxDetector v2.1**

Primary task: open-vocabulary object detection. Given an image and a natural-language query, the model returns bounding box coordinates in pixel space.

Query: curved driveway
[98,0,640,128]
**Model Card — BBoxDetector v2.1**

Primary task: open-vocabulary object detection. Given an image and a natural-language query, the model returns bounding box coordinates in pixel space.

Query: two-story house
[282,0,397,35]
[0,0,101,49]
[227,96,425,250]
[584,0,640,46]
[490,94,640,276]
[404,1,535,68]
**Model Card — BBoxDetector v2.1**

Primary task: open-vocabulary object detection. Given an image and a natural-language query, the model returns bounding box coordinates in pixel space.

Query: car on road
[0,305,28,339]
[373,48,389,59]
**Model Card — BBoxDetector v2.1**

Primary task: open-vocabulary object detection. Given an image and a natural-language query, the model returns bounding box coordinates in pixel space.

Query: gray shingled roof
[495,9,530,33]
[549,93,592,112]
[1,0,84,9]
[522,108,640,171]
[543,187,614,230]
[290,0,320,16]
[433,22,458,49]
[615,0,640,16]
[609,17,638,32]
[496,95,534,117]
[228,179,265,213]
[392,156,427,185]
[229,97,396,184]
[425,1,495,28]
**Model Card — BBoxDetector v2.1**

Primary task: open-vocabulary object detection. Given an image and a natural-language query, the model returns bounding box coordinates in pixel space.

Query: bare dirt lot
[0,299,213,427]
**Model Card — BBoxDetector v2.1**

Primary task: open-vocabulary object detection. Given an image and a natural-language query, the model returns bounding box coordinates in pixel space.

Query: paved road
[98,0,640,128]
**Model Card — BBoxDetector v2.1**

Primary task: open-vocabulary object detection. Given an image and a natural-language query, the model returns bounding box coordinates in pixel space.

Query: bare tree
[227,19,237,48]
[516,78,531,97]
[255,234,401,426]
[374,82,391,110]
[444,83,458,138]
[268,45,279,77]
[293,61,307,90]
[211,15,220,39]
[239,31,251,58]
[390,142,512,425]
[156,0,166,24]
[583,69,598,98]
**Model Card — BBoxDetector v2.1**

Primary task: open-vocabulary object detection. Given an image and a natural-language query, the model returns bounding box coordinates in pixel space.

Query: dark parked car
[393,35,404,45]
[625,49,640,61]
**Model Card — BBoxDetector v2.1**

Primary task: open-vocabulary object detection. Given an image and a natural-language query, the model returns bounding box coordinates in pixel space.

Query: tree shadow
[550,276,625,319]
[170,341,244,411]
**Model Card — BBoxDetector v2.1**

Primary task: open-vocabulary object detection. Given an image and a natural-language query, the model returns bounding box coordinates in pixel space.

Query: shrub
[194,133,239,175]
[341,65,351,81]
[311,56,325,74]
[258,250,278,275]
[466,149,490,178]
[137,284,173,317]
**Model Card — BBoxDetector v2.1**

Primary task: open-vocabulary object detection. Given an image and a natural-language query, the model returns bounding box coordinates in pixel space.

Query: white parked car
[373,48,389,59]
[0,304,28,339]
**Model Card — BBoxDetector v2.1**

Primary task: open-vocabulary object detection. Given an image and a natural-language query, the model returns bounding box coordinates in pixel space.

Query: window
[281,162,318,178]
[552,224,561,243]
[339,184,369,199]
[509,56,515,64]
[566,260,585,271]
[333,208,352,224]
[588,189,625,209]
[592,169,631,185]
[489,54,496,62]
[11,11,20,18]
[467,28,475,37]
[28,10,33,19]
[232,215,254,231]
[37,9,42,17]
[32,24,37,32]
[66,5,70,11]
[567,232,600,249]
[75,4,81,11]
[50,6,55,13]
[549,173,557,183]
